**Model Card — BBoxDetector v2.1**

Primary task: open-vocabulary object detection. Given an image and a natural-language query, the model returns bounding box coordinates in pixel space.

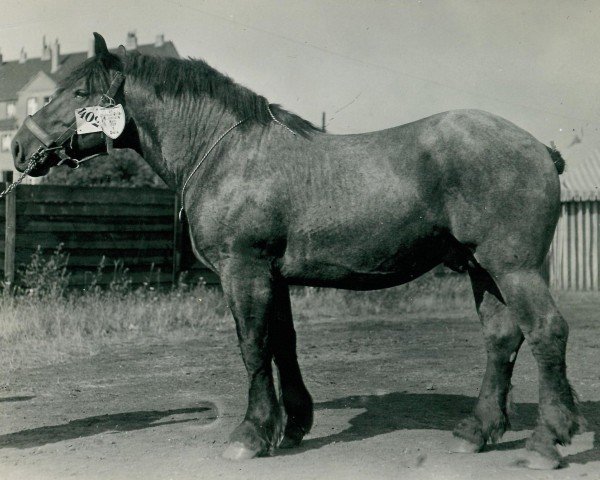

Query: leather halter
[23,71,126,167]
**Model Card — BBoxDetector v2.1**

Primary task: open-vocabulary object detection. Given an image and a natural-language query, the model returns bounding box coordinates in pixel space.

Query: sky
[1,0,599,152]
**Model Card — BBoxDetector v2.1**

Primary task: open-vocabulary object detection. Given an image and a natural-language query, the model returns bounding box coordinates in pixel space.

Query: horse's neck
[126,86,243,190]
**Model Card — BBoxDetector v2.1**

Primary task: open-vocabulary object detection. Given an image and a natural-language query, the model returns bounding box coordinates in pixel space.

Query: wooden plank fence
[0,176,216,289]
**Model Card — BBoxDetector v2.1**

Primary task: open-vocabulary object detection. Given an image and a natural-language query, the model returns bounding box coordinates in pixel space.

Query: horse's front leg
[221,256,283,460]
[269,281,313,448]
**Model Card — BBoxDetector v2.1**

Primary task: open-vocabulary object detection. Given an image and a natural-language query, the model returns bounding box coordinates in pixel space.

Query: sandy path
[1,301,598,479]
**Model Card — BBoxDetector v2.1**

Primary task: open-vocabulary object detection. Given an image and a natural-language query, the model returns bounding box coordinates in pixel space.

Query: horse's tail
[547,142,566,175]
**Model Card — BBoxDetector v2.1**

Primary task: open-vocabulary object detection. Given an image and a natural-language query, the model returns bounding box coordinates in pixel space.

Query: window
[6,102,16,118]
[1,133,12,152]
[26,97,39,115]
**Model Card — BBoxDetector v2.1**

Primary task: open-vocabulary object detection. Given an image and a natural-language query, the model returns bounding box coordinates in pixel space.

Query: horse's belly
[280,226,448,290]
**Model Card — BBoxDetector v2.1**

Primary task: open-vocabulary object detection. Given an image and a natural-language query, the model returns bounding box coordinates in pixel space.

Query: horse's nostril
[11,139,21,162]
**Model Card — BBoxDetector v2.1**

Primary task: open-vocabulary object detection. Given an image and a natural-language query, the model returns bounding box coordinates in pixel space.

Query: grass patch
[0,248,476,373]
[0,284,229,373]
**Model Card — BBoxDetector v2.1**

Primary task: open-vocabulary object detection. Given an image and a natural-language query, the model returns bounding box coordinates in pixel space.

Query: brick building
[0,32,179,175]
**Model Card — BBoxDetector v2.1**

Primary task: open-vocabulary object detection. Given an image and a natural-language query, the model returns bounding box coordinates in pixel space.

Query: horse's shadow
[279,392,599,465]
[2,393,598,465]
[0,403,217,449]
[0,396,35,403]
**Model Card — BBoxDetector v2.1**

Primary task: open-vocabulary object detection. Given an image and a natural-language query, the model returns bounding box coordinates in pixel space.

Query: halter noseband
[23,71,126,168]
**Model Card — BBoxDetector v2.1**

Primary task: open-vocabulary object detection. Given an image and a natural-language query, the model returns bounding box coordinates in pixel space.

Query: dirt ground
[1,296,599,480]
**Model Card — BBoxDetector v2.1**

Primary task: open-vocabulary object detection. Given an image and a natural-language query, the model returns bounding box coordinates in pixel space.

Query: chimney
[87,36,95,58]
[51,38,60,73]
[19,47,27,64]
[125,31,138,50]
[41,36,51,60]
[0,49,3,65]
[154,34,164,47]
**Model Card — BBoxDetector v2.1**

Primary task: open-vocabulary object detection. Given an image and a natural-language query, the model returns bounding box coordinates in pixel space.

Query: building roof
[560,142,600,201]
[0,41,179,101]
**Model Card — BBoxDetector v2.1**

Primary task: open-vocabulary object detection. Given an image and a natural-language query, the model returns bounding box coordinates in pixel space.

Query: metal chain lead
[0,148,44,200]
[266,102,297,136]
[179,118,248,220]
[179,105,298,220]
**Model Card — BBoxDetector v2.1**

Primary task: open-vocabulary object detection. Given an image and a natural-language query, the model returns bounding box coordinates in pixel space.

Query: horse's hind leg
[493,270,583,468]
[452,266,524,453]
[269,282,314,448]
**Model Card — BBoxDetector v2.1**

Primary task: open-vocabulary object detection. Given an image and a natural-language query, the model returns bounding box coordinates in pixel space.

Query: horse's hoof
[449,436,484,453]
[517,449,561,470]
[278,423,305,449]
[279,434,302,449]
[222,442,260,460]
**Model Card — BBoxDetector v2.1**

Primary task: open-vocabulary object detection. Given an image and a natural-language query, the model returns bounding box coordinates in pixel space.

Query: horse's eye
[74,90,89,99]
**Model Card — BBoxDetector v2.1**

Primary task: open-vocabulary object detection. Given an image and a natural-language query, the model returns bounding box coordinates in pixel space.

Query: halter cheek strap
[23,116,55,147]
[23,116,74,164]
[102,71,126,105]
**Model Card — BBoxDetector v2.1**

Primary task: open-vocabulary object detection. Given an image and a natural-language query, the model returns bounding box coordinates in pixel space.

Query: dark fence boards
[0,179,216,288]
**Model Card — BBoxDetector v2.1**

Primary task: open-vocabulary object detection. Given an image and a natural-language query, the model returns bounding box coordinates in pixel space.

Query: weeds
[290,273,474,320]
[0,248,475,372]
[15,244,70,299]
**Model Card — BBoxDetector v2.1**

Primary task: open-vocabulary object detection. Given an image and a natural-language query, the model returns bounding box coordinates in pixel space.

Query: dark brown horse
[11,33,582,469]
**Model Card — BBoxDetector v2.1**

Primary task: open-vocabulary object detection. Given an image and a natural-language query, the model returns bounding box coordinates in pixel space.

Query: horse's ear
[93,32,109,56]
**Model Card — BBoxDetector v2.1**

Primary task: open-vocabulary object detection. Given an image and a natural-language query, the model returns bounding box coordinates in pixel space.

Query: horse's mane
[61,52,319,137]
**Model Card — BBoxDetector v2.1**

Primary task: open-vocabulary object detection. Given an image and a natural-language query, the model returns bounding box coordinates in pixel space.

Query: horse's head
[11,33,140,176]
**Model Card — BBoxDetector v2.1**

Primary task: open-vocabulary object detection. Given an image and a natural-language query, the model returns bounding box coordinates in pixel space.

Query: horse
[11,33,582,469]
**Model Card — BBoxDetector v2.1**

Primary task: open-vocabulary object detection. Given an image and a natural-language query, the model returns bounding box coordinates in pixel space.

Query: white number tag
[75,104,125,139]
[75,106,102,134]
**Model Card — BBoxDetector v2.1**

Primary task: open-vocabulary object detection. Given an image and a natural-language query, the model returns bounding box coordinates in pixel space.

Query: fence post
[3,170,16,288]
[172,193,183,285]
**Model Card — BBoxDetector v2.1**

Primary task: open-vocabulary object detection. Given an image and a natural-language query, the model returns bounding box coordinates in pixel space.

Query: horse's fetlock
[229,421,269,455]
[482,415,509,443]
[540,401,581,446]
[526,426,562,463]
[453,416,486,450]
